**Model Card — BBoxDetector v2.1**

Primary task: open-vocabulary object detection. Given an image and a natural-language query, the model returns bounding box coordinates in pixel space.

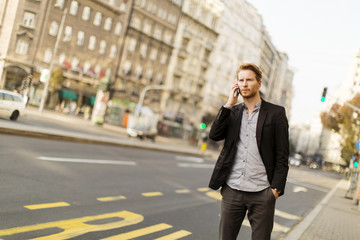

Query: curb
[0,127,213,158]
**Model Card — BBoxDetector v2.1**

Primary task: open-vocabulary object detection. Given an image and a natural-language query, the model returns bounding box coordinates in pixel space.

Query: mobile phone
[234,88,240,97]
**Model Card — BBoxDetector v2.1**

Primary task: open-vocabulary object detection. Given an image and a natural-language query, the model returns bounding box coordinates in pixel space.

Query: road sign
[356,140,360,150]
[40,69,50,83]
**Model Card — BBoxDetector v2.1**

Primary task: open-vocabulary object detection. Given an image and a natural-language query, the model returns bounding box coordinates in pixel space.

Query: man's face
[237,70,261,98]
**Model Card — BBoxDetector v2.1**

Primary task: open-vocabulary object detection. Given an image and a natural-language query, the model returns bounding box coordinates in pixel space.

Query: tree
[49,66,64,92]
[320,93,360,164]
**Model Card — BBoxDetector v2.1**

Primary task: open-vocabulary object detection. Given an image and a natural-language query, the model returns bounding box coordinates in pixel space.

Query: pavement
[1,106,360,240]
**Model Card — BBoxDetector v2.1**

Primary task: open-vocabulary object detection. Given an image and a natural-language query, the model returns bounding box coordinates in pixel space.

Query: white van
[0,90,26,120]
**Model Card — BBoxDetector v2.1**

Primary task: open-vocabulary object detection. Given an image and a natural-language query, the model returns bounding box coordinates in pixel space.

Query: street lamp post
[135,85,172,117]
[39,8,68,112]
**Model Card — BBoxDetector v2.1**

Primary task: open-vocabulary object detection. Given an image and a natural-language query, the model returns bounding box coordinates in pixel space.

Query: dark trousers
[219,184,276,240]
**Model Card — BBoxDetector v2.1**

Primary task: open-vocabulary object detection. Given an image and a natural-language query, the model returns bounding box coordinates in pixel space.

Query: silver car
[0,90,26,120]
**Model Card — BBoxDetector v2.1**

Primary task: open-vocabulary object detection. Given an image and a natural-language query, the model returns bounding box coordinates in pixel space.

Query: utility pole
[39,8,68,112]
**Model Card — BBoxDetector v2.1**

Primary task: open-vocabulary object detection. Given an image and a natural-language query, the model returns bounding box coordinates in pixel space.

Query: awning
[61,90,77,100]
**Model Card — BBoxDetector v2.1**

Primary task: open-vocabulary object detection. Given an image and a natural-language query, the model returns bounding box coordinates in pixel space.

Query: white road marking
[38,156,137,165]
[287,178,328,192]
[286,179,343,240]
[175,156,204,163]
[177,163,214,168]
[293,186,308,193]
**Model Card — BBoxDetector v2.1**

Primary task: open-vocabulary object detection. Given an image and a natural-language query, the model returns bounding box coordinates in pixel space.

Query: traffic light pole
[39,8,68,112]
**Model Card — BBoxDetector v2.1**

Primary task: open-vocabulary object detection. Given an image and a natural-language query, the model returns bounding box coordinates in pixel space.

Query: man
[209,63,289,240]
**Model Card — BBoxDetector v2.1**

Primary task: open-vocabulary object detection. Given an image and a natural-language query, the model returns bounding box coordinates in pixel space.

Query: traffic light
[200,122,206,129]
[354,153,359,168]
[321,87,328,102]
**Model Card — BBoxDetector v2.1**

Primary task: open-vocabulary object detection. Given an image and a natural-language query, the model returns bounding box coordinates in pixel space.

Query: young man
[209,63,289,240]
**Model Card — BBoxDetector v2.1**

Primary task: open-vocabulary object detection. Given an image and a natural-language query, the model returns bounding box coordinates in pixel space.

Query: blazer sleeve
[271,107,289,196]
[209,106,231,141]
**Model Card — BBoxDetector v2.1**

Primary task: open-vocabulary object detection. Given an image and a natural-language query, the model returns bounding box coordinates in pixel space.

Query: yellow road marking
[197,187,209,192]
[154,230,192,239]
[0,211,143,239]
[206,191,222,200]
[175,189,190,194]
[142,192,163,197]
[101,223,172,240]
[24,202,70,210]
[97,195,127,202]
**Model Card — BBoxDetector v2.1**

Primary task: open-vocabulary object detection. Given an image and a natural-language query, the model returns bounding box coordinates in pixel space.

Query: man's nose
[242,80,248,86]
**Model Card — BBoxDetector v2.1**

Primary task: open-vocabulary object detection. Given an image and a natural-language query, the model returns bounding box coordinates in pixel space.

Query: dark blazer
[208,99,289,196]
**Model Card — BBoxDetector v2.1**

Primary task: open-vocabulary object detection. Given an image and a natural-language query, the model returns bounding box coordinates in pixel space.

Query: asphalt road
[0,131,344,240]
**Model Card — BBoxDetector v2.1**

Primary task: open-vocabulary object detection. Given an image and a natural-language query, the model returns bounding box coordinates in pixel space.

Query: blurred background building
[0,0,294,142]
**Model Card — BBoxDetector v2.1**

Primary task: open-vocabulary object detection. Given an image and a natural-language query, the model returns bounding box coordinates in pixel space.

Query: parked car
[127,124,157,141]
[0,90,26,121]
[289,156,301,167]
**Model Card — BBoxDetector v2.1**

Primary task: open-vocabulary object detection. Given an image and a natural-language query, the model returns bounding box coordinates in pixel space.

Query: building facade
[0,0,131,114]
[161,0,223,130]
[113,0,182,119]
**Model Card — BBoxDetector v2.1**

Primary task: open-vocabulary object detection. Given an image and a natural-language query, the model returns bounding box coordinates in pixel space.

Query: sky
[245,0,360,126]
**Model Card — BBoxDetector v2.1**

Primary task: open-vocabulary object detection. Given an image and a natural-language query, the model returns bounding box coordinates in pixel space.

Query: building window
[150,48,157,60]
[139,43,147,58]
[160,53,167,64]
[104,17,112,31]
[153,26,162,40]
[49,21,59,36]
[93,12,102,26]
[123,60,132,75]
[63,26,72,42]
[22,12,36,28]
[69,1,79,15]
[114,22,123,35]
[99,40,106,54]
[77,31,84,46]
[164,31,172,44]
[43,49,52,63]
[71,57,79,70]
[15,39,29,55]
[128,38,137,52]
[88,35,96,50]
[156,73,163,85]
[143,21,152,34]
[109,45,117,58]
[146,69,153,83]
[84,61,91,72]
[120,3,126,12]
[135,65,143,79]
[82,6,91,21]
[59,53,66,64]
[131,16,141,29]
[55,0,64,9]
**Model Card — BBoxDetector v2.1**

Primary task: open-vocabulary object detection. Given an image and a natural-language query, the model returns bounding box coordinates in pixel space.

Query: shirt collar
[242,100,262,110]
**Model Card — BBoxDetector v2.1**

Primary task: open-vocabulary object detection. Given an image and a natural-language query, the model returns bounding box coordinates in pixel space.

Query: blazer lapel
[256,101,268,150]
[233,105,243,141]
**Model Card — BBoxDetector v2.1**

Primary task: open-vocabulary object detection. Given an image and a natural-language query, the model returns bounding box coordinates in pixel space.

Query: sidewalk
[2,107,360,239]
[286,179,360,240]
[0,106,220,159]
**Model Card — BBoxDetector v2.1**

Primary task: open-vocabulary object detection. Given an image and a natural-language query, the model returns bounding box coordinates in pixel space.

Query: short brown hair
[236,63,262,82]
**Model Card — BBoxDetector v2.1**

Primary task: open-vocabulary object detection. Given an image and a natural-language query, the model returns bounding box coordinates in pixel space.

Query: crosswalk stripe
[154,230,192,240]
[142,192,163,197]
[24,202,70,210]
[101,223,172,240]
[97,195,127,202]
